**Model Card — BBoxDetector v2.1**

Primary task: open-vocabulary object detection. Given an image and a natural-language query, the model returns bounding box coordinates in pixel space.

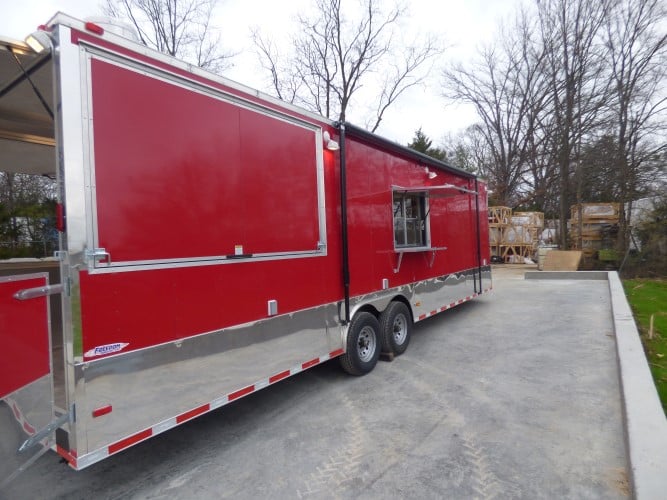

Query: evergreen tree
[408,128,446,161]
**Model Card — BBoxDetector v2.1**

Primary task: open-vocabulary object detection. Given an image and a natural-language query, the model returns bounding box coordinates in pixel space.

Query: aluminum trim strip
[413,290,492,322]
[57,265,490,470]
[0,272,49,284]
[84,248,329,274]
[63,348,345,470]
[347,266,492,323]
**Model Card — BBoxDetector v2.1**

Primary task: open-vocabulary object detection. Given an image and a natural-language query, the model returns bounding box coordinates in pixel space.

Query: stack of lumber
[569,203,620,259]
[489,207,544,263]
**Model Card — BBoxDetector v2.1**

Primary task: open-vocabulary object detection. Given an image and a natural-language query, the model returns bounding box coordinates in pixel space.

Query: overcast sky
[0,0,521,146]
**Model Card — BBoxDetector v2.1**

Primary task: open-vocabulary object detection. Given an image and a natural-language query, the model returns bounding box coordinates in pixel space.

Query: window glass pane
[392,191,428,248]
[405,219,423,246]
[407,195,422,218]
[394,218,405,246]
[393,198,403,217]
[404,197,412,217]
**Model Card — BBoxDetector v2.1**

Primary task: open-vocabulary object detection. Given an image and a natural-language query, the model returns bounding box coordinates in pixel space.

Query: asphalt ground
[2,267,629,499]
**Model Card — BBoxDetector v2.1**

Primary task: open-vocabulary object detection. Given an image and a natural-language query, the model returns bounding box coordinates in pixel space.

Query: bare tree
[604,0,667,250]
[536,0,611,247]
[253,0,441,130]
[252,31,301,104]
[440,0,665,258]
[443,9,550,207]
[104,0,233,73]
[440,127,490,176]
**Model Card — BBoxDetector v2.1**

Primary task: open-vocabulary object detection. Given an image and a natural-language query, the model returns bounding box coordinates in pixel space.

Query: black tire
[340,312,381,376]
[379,301,412,355]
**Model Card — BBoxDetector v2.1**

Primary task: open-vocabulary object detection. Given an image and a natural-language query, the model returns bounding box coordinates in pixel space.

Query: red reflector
[85,22,105,35]
[228,385,254,402]
[176,404,209,424]
[56,203,65,232]
[108,429,152,454]
[92,405,112,418]
[269,370,291,384]
[301,358,319,370]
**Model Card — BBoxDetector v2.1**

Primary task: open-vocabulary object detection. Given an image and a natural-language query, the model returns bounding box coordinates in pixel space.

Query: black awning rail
[391,184,478,197]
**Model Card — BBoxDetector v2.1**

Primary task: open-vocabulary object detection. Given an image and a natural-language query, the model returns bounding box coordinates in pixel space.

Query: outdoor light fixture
[425,167,438,180]
[323,131,340,151]
[25,30,53,53]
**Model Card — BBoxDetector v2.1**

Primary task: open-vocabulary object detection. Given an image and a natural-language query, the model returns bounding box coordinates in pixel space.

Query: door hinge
[85,247,111,266]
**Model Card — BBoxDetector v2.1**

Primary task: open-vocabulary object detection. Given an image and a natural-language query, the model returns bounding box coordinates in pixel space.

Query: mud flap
[0,273,55,486]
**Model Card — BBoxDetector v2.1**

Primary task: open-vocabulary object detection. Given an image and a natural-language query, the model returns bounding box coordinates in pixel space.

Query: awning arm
[2,44,53,119]
[0,45,51,101]
[391,184,478,197]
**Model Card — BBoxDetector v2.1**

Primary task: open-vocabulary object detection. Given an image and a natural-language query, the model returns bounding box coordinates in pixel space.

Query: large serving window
[87,56,325,268]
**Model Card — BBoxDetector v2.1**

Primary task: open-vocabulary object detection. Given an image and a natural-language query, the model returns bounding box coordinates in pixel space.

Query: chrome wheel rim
[357,326,376,362]
[392,313,408,345]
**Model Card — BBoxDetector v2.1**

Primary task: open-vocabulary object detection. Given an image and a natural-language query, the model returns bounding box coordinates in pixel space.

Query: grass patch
[623,279,667,414]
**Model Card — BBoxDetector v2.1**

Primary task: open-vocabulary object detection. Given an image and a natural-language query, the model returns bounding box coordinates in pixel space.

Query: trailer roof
[43,14,479,182]
[343,123,477,180]
[2,14,479,181]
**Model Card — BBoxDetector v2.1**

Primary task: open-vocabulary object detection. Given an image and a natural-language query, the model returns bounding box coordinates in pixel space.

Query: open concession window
[0,38,58,261]
[393,190,430,249]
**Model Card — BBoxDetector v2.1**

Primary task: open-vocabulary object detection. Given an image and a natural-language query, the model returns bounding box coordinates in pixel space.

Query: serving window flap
[0,273,55,487]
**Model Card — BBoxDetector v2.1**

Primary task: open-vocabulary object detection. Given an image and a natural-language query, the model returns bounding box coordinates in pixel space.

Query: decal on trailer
[85,342,129,358]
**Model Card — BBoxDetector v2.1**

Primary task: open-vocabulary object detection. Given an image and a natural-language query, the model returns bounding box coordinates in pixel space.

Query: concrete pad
[3,272,633,498]
[521,270,667,499]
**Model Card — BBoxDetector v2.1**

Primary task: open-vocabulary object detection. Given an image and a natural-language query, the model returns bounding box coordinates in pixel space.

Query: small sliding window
[392,191,430,249]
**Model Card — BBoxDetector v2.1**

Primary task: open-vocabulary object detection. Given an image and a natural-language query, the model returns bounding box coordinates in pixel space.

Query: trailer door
[0,273,55,487]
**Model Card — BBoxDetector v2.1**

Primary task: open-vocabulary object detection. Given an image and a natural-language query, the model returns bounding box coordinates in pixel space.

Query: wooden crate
[489,206,544,263]
[570,203,620,222]
[488,206,512,225]
[500,243,534,262]
[513,211,545,227]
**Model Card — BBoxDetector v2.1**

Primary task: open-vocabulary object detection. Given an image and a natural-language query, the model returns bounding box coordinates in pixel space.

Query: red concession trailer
[0,14,491,483]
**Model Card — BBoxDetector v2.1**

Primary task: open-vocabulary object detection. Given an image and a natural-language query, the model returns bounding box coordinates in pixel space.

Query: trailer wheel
[340,312,381,376]
[380,301,412,355]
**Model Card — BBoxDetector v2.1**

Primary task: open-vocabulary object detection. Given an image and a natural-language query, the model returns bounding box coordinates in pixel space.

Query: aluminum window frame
[392,190,431,250]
